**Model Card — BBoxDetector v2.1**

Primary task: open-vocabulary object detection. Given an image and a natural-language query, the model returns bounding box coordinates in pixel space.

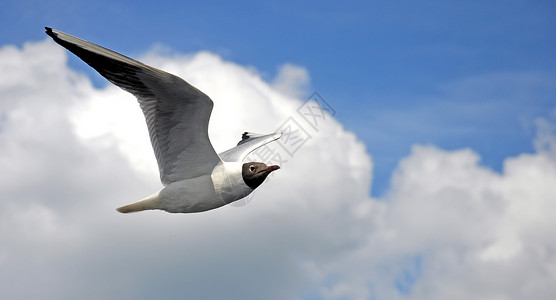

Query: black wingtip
[238,132,250,145]
[44,27,54,37]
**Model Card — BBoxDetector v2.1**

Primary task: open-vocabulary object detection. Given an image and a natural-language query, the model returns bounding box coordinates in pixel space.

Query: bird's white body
[156,162,252,213]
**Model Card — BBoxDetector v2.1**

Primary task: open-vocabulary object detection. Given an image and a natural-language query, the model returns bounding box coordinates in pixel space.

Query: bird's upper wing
[218,132,282,162]
[46,27,221,185]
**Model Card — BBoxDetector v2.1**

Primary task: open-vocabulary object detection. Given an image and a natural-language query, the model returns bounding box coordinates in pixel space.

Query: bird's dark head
[242,162,280,189]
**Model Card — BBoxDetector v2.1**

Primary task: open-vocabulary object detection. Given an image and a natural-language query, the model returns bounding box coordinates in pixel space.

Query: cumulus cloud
[1,39,555,300]
[271,63,310,99]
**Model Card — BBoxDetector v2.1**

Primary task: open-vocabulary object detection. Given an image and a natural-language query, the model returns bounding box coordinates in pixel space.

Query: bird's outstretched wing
[46,27,221,185]
[218,132,282,162]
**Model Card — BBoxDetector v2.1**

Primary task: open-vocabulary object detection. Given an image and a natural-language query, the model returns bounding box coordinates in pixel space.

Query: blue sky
[2,0,555,196]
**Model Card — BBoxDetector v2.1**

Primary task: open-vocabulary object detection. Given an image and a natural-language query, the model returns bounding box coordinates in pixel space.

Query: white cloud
[1,39,555,300]
[271,63,310,99]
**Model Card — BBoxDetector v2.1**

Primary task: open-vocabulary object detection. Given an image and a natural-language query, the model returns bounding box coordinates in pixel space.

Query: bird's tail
[117,191,160,213]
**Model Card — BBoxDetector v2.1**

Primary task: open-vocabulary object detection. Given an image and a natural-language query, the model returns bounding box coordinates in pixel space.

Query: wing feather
[218,132,282,162]
[46,27,221,185]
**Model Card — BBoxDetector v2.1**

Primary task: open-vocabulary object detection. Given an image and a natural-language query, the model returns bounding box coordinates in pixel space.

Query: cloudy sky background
[1,1,556,299]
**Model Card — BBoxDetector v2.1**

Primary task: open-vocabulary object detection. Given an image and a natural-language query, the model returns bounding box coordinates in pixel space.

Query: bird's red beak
[265,165,280,173]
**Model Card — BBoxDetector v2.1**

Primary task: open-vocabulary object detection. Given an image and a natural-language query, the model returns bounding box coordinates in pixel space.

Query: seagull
[45,27,281,214]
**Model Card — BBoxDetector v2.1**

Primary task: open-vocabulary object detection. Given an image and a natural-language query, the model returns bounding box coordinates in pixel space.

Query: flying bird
[45,27,281,214]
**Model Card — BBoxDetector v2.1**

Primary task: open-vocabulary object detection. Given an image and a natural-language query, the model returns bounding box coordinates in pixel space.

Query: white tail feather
[117,191,160,213]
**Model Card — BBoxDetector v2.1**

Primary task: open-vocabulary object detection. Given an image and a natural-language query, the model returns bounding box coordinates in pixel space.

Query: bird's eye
[249,165,255,172]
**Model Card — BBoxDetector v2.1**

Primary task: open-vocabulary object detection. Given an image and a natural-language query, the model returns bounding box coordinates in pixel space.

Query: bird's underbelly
[158,176,220,213]
[158,172,252,213]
